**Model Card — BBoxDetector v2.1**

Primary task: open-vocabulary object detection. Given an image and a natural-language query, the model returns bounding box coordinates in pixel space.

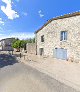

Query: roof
[35,12,80,34]
[0,38,15,42]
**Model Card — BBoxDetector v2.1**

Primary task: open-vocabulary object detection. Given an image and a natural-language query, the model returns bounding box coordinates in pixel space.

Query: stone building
[35,12,80,62]
[0,38,15,51]
[26,43,36,54]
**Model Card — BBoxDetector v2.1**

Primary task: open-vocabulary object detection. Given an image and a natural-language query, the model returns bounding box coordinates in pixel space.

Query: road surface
[0,61,79,92]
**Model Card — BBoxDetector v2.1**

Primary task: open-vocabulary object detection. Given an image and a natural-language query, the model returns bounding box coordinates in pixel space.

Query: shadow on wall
[0,54,18,68]
[13,53,23,58]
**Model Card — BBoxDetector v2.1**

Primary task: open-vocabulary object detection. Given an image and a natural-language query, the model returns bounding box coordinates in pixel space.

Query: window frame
[60,31,67,41]
[39,48,44,55]
[41,35,44,42]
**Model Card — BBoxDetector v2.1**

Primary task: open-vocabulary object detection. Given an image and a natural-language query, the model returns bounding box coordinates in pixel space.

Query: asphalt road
[0,54,18,68]
[0,61,79,92]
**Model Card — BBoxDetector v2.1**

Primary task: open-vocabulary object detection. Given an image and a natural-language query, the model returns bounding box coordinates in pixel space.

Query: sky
[0,0,80,40]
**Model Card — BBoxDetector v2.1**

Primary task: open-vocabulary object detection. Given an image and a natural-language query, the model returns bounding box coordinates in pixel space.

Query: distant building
[0,38,15,51]
[35,12,80,62]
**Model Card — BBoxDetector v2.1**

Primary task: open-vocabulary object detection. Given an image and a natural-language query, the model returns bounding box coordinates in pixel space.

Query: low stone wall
[20,53,55,63]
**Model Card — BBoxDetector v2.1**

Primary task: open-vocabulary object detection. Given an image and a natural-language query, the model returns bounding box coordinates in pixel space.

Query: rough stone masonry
[35,12,80,62]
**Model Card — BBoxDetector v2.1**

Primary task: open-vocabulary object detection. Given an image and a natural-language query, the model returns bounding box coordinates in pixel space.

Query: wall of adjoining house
[1,38,14,51]
[0,42,2,50]
[26,43,36,54]
[36,15,80,62]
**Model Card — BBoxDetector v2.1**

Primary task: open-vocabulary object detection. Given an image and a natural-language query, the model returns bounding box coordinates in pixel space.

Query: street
[0,55,79,92]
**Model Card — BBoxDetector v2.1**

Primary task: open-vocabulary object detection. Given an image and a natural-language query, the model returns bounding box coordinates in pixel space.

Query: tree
[12,40,21,51]
[25,38,35,43]
[20,40,26,48]
[32,38,35,43]
[12,38,35,51]
[12,40,27,51]
[12,38,19,44]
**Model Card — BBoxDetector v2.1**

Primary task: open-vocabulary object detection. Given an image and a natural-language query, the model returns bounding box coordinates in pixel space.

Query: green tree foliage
[12,38,19,44]
[12,38,35,50]
[25,38,35,43]
[31,38,35,43]
[12,40,21,49]
[20,40,26,48]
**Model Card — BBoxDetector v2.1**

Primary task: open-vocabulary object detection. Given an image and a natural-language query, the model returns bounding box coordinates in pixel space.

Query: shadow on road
[0,54,18,68]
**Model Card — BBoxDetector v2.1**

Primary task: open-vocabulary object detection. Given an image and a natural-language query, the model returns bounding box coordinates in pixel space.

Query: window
[60,31,67,41]
[41,35,44,42]
[39,48,44,55]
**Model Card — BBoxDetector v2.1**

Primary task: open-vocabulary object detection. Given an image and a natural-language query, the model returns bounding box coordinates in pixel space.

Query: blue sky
[0,0,80,40]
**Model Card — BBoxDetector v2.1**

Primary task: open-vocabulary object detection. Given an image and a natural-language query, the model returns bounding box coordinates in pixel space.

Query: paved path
[20,54,80,91]
[0,62,79,92]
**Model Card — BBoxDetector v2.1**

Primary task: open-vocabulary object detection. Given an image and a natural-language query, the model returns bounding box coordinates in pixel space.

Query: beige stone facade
[0,38,15,51]
[26,43,36,54]
[35,13,80,62]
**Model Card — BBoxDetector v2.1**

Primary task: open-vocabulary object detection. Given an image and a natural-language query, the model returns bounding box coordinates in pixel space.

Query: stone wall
[26,43,36,54]
[36,15,80,62]
[1,38,14,51]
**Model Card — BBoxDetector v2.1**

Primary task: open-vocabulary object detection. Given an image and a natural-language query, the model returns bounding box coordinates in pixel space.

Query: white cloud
[38,10,44,18]
[38,10,41,13]
[0,34,4,36]
[22,12,28,16]
[39,14,44,18]
[0,32,35,40]
[16,0,19,2]
[0,27,4,31]
[9,32,35,39]
[0,18,4,25]
[1,0,19,20]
